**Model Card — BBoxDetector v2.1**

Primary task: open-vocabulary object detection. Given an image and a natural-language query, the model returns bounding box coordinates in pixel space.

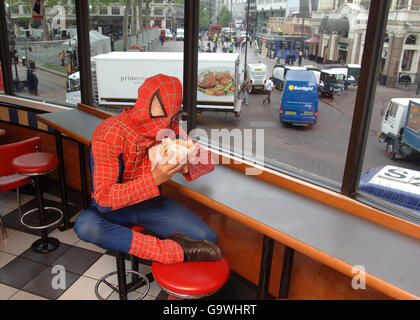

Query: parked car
[176,28,184,41]
[165,29,173,40]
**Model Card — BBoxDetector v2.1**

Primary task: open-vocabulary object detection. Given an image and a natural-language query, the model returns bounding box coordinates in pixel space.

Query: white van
[176,28,184,41]
[246,63,267,93]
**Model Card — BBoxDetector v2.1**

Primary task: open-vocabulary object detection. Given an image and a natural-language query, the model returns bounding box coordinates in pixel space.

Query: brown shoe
[168,232,222,262]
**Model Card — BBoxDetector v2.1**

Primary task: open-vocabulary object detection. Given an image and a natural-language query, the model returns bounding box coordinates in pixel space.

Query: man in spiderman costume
[74,74,221,264]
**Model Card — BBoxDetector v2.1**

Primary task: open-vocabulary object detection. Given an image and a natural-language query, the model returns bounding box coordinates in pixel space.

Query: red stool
[152,256,230,299]
[94,225,150,300]
[12,152,63,253]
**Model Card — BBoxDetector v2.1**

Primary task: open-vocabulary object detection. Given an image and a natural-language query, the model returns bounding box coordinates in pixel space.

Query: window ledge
[0,94,73,113]
[165,147,420,299]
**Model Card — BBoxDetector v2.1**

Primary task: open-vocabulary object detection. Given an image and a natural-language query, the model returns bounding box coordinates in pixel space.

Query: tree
[123,0,131,50]
[217,5,231,27]
[199,3,209,30]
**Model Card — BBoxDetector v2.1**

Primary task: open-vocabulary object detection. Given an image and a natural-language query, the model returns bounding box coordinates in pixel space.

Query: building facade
[310,0,420,87]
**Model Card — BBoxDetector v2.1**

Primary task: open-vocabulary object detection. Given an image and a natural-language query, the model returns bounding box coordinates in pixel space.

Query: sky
[287,0,301,15]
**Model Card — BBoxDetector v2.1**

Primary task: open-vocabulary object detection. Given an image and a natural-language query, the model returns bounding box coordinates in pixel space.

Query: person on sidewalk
[27,65,39,96]
[262,77,274,105]
[298,50,303,66]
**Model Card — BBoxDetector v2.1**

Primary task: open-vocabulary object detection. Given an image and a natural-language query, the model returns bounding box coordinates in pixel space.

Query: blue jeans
[243,91,249,105]
[74,196,218,254]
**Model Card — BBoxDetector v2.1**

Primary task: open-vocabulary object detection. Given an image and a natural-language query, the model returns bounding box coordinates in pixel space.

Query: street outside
[13,38,420,186]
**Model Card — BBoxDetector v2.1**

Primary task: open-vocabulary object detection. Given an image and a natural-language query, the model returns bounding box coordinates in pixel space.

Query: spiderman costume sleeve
[172,121,215,181]
[90,126,160,213]
[90,74,214,213]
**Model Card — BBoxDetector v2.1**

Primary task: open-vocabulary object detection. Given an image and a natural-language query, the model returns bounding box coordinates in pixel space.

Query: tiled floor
[0,190,258,300]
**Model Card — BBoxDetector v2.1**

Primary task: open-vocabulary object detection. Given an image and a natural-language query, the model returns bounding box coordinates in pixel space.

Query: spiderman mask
[129,74,182,138]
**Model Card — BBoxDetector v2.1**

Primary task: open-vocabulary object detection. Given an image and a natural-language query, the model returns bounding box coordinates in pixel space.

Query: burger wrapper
[149,138,196,171]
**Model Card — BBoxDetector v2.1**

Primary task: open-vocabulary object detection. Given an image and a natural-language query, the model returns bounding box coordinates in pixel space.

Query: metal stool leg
[16,187,22,218]
[95,252,150,300]
[116,252,128,300]
[30,176,60,253]
[0,215,6,239]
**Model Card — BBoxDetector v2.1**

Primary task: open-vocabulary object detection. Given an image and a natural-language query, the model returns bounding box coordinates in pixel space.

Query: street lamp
[244,0,250,79]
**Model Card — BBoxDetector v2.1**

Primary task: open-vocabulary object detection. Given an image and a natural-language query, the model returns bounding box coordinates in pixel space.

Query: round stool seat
[152,256,230,299]
[12,152,59,175]
[131,225,145,233]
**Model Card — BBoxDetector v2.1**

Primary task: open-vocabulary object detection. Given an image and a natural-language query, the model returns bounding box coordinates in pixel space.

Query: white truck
[176,28,184,41]
[246,63,267,93]
[379,98,420,159]
[66,51,242,116]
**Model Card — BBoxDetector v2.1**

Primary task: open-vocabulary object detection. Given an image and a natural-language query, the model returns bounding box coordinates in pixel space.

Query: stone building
[310,0,420,87]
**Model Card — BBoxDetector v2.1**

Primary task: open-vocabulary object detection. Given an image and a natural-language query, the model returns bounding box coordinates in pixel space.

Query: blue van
[279,70,318,126]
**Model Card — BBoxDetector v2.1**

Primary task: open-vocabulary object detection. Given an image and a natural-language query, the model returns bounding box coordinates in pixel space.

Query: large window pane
[5,0,78,106]
[194,0,372,188]
[359,1,420,221]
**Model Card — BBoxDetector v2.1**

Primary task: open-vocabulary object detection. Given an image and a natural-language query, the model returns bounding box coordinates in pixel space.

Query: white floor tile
[0,205,13,217]
[0,228,17,241]
[0,191,33,210]
[107,289,151,300]
[0,230,39,256]
[49,228,80,246]
[83,254,152,282]
[74,239,108,254]
[0,251,17,269]
[58,275,113,300]
[147,280,163,297]
[0,283,19,300]
[9,290,48,300]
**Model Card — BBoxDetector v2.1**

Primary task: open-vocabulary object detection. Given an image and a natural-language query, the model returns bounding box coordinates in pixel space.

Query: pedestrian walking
[241,78,252,105]
[27,65,39,96]
[60,51,65,66]
[289,54,294,66]
[262,77,274,105]
[298,50,303,66]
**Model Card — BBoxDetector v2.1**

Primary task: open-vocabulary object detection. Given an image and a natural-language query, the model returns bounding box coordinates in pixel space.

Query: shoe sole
[171,232,222,260]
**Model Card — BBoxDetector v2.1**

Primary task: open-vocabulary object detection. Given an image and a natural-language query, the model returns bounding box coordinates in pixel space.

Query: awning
[304,36,320,44]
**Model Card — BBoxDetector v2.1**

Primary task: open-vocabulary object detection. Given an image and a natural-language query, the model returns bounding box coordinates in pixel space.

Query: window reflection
[361,0,420,218]
[5,0,78,105]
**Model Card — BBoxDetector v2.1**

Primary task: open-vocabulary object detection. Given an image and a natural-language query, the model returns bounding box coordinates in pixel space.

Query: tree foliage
[217,5,231,27]
[199,3,209,30]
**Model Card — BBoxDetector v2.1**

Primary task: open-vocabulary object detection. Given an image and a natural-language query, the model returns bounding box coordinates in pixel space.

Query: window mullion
[75,0,93,106]
[341,0,391,196]
[0,1,14,96]
[183,0,199,134]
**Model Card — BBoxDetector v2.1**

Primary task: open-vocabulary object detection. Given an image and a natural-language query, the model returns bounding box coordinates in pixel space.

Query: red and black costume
[74,74,216,264]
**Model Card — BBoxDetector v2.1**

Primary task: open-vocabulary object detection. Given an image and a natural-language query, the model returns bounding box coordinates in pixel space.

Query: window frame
[2,0,418,227]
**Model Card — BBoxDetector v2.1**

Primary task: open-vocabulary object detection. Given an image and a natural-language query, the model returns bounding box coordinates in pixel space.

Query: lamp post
[244,0,250,79]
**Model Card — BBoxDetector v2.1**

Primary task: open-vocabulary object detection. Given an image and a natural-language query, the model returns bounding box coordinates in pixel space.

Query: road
[13,38,419,185]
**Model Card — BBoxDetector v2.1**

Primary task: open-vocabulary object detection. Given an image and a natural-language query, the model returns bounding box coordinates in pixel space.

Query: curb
[36,65,68,78]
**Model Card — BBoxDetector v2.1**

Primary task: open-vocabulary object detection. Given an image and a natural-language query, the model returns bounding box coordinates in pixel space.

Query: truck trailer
[66,52,242,116]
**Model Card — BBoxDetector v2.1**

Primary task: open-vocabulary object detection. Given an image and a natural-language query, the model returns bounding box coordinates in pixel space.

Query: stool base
[95,270,150,300]
[32,237,60,253]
